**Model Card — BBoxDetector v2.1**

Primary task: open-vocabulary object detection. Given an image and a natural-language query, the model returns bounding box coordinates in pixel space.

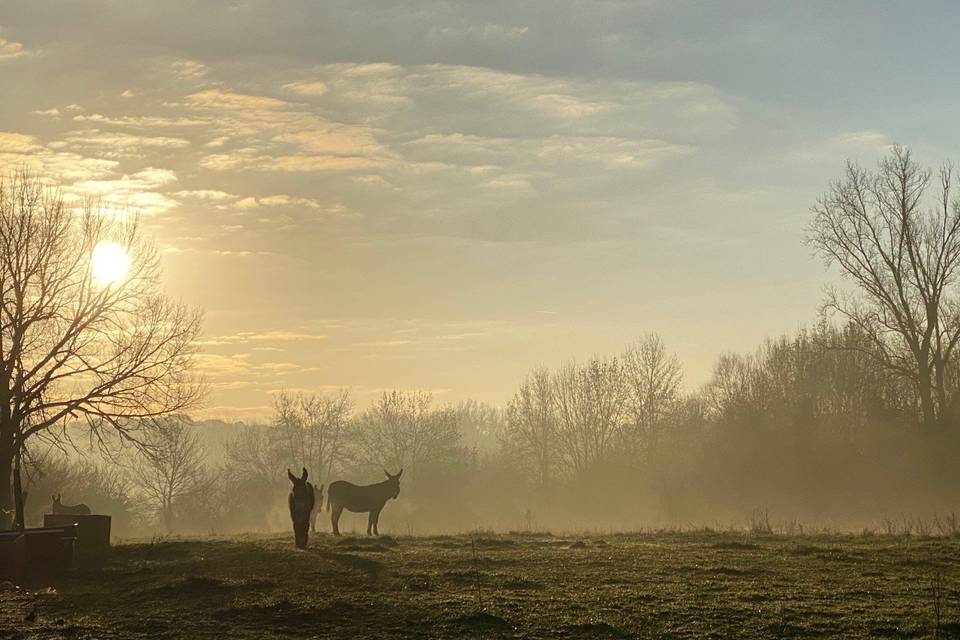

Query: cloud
[794,130,894,163]
[72,113,208,128]
[174,189,236,201]
[428,23,529,41]
[0,131,40,153]
[187,89,287,111]
[276,126,384,156]
[0,37,27,62]
[0,132,122,184]
[834,130,892,150]
[60,129,191,157]
[270,155,385,172]
[234,194,322,208]
[405,132,693,173]
[68,167,179,214]
[283,81,328,97]
[32,108,61,119]
[171,59,209,81]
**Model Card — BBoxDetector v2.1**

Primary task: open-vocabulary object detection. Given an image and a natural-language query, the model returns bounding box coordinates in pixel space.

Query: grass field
[2,530,960,639]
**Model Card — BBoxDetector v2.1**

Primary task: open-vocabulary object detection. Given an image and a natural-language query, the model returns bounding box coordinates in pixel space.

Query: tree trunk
[918,367,938,432]
[12,449,24,531]
[0,439,12,531]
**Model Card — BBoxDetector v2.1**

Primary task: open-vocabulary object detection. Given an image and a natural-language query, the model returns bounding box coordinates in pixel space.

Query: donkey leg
[366,511,374,536]
[331,505,343,536]
[372,510,380,536]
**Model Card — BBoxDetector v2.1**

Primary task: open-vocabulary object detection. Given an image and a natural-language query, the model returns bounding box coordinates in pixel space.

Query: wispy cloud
[0,37,28,62]
[282,81,328,97]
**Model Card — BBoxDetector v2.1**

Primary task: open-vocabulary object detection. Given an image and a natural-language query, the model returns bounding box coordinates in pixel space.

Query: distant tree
[451,399,502,452]
[552,356,626,475]
[350,390,461,483]
[621,334,683,456]
[126,418,209,532]
[504,368,557,490]
[808,146,960,431]
[0,170,203,529]
[273,390,352,483]
[223,423,283,488]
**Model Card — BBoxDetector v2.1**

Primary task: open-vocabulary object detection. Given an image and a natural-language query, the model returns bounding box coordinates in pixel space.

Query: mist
[25,321,960,540]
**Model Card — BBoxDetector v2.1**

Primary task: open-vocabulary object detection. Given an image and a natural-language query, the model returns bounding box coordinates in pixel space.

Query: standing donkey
[287,468,316,548]
[327,469,402,536]
[52,493,91,515]
[308,482,324,533]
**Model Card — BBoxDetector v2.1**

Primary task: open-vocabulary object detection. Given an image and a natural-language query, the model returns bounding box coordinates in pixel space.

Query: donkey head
[383,468,403,499]
[52,493,62,509]
[287,468,315,548]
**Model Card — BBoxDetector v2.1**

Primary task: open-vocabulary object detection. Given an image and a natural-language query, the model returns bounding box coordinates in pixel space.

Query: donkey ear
[384,469,391,479]
[287,469,297,483]
[301,467,309,481]
[396,469,403,479]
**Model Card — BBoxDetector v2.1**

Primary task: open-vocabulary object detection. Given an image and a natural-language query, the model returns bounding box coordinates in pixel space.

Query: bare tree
[127,418,209,533]
[0,170,203,528]
[808,146,960,431]
[351,390,461,483]
[223,423,281,488]
[621,334,683,456]
[273,390,352,483]
[504,368,557,490]
[452,399,502,452]
[552,356,626,475]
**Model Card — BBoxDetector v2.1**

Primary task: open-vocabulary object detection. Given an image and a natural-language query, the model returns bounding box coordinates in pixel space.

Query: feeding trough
[0,524,78,584]
[44,514,111,558]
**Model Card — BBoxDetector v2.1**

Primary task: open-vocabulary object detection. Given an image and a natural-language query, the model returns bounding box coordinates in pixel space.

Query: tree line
[5,146,960,533]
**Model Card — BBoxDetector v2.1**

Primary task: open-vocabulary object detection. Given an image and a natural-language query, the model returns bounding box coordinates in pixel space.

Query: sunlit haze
[91,241,130,286]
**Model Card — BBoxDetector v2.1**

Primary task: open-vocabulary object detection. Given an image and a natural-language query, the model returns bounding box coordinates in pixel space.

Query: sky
[2,1,960,420]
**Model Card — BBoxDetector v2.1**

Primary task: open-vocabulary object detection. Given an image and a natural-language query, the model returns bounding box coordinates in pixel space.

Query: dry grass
[2,530,960,638]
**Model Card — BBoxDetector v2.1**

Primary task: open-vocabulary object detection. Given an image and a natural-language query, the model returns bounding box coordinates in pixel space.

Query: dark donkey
[287,468,316,548]
[327,469,402,536]
[52,493,91,515]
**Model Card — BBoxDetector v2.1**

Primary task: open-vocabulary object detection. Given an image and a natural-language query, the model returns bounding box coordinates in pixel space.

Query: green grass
[4,531,960,638]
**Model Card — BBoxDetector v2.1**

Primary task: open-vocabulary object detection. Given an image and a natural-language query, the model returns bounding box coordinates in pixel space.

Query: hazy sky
[2,1,960,420]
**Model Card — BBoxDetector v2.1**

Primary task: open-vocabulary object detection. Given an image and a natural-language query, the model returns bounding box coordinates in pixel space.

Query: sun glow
[91,242,131,286]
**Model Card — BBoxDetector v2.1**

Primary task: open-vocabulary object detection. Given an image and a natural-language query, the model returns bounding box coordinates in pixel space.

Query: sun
[91,242,131,286]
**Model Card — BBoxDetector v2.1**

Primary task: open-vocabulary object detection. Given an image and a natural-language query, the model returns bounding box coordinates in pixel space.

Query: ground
[1,531,959,639]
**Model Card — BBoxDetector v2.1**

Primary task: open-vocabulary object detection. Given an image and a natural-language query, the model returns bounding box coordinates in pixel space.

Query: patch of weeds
[402,576,433,592]
[336,536,398,548]
[339,543,392,553]
[500,576,546,590]
[566,621,630,638]
[472,538,517,549]
[710,566,756,576]
[711,540,759,550]
[455,611,513,632]
[444,570,479,584]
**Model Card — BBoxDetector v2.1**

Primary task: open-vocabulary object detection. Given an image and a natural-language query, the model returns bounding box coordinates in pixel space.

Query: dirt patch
[566,621,630,638]
[336,536,399,548]
[455,611,513,631]
[339,543,392,553]
[711,540,759,550]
